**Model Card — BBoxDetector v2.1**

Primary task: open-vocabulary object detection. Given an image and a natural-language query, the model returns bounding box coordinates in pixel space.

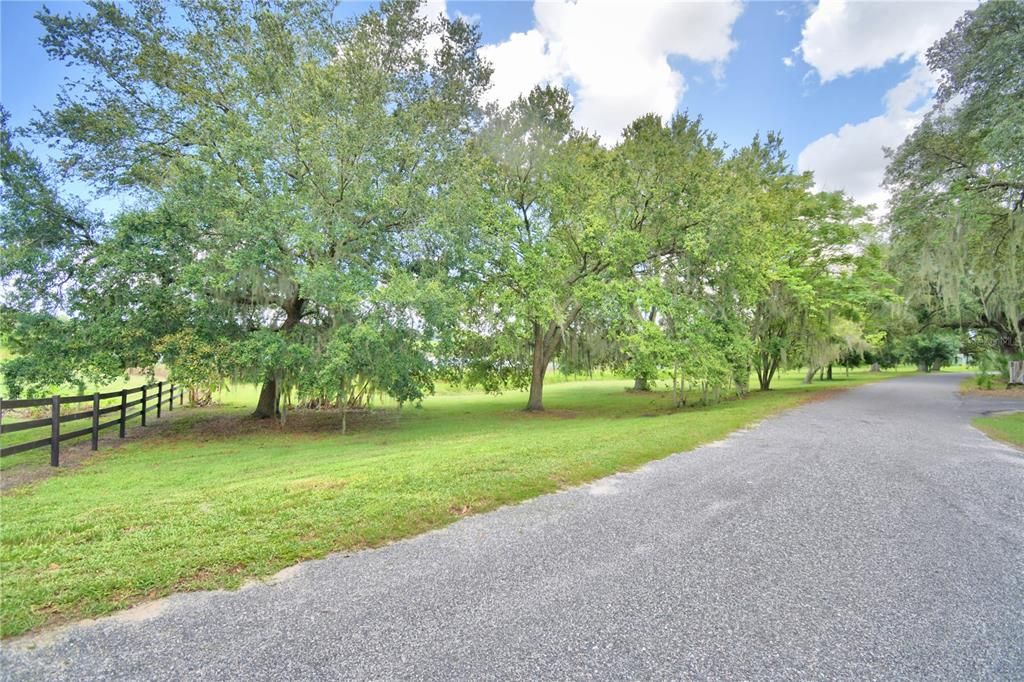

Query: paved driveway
[3,373,1022,680]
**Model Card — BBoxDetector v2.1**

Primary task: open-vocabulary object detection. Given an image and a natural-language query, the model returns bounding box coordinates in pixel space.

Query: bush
[974,349,1004,389]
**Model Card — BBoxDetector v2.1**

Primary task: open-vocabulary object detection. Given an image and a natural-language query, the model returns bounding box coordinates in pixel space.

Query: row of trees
[2,0,1019,417]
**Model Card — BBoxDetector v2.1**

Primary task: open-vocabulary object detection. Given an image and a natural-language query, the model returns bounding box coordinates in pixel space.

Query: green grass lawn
[1,368,908,637]
[973,412,1024,449]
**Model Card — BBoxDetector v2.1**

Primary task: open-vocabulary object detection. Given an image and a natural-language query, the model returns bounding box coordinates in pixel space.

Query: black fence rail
[0,382,184,466]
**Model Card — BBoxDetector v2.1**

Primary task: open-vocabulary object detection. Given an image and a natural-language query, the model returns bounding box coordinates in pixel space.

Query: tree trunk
[527,361,546,411]
[917,361,928,372]
[673,365,685,407]
[758,357,777,391]
[826,364,833,380]
[253,377,277,419]
[803,366,817,384]
[252,296,304,420]
[869,362,880,372]
[526,322,551,412]
[632,376,651,392]
[526,365,547,412]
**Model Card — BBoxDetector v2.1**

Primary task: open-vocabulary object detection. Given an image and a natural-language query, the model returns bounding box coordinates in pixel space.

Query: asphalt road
[3,373,1023,680]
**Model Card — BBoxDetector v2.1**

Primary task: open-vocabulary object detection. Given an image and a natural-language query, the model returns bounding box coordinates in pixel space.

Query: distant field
[0,367,913,638]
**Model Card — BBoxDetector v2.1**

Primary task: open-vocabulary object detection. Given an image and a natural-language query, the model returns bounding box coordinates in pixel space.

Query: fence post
[157,382,163,419]
[91,393,100,451]
[119,389,127,438]
[141,385,147,427]
[169,385,174,412]
[50,395,60,467]
[180,388,184,406]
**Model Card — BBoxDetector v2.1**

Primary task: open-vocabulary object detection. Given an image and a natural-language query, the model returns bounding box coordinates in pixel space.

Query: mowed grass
[1,369,907,637]
[973,412,1024,449]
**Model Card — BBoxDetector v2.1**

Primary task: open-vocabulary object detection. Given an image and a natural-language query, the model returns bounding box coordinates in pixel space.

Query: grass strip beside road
[1,370,905,638]
[973,412,1024,449]
[959,375,1024,397]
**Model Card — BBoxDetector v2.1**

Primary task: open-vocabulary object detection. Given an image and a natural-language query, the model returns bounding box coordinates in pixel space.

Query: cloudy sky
[2,0,978,211]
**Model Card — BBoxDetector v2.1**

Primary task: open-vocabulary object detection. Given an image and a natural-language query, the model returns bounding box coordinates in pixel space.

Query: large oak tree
[17,0,490,416]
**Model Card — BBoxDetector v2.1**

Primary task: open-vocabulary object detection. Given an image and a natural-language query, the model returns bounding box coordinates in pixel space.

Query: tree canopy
[5,0,490,416]
[886,0,1024,354]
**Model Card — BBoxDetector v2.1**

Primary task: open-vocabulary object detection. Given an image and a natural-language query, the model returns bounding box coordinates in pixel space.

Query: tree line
[1,0,1021,418]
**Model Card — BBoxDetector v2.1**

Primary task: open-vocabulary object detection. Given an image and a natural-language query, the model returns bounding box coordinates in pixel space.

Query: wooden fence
[0,382,184,466]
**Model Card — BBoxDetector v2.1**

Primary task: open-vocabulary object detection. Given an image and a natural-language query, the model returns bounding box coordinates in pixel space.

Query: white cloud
[454,10,481,26]
[417,0,449,61]
[782,56,794,68]
[797,63,936,208]
[799,0,976,82]
[479,30,563,108]
[417,0,448,22]
[796,1,976,209]
[479,1,743,143]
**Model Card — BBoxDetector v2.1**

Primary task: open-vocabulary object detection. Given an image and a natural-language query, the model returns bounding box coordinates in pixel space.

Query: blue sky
[466,0,891,153]
[2,0,978,212]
